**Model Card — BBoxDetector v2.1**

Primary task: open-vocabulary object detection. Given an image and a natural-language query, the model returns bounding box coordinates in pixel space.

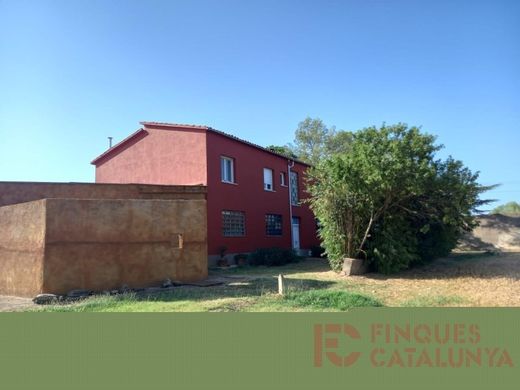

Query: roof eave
[90,128,148,165]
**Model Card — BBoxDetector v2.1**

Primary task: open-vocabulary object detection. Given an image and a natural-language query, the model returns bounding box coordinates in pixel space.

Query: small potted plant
[217,245,229,267]
[234,253,248,266]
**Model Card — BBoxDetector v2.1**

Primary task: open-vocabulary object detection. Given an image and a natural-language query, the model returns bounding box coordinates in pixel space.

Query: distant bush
[248,247,297,266]
[492,201,520,216]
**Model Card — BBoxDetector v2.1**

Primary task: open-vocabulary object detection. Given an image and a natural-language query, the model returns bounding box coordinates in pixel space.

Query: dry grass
[349,252,520,307]
[215,252,520,307]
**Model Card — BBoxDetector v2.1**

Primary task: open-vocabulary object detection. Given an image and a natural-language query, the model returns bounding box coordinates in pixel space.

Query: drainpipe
[287,160,295,250]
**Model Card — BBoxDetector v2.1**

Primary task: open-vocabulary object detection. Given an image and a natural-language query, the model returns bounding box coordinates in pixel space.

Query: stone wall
[41,198,207,295]
[0,185,208,297]
[0,200,46,296]
[0,181,206,207]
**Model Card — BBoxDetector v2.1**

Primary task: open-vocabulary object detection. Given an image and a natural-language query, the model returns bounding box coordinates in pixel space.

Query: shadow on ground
[362,252,520,281]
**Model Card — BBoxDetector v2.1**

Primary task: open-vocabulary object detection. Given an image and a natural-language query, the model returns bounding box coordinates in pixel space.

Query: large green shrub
[307,123,493,273]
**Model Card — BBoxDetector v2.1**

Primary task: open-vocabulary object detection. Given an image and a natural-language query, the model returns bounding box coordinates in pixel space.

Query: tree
[307,123,493,273]
[492,201,520,216]
[290,117,352,165]
[266,145,298,159]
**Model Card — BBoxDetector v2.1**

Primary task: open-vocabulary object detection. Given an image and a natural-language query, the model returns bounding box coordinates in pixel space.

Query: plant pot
[217,258,229,267]
[342,257,368,276]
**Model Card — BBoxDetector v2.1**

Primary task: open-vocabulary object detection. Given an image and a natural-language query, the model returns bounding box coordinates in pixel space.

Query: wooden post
[278,274,285,296]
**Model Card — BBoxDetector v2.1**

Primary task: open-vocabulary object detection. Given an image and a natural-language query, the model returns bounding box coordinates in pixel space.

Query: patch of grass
[35,277,377,312]
[36,293,140,312]
[35,279,278,312]
[401,295,466,307]
[283,289,383,310]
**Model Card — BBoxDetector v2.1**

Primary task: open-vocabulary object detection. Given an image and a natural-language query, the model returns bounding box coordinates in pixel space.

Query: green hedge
[248,247,297,266]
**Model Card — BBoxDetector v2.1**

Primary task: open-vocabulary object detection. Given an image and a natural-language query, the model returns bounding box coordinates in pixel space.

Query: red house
[92,122,319,264]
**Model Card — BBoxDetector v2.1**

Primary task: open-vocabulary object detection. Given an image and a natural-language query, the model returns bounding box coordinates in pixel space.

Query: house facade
[92,122,320,263]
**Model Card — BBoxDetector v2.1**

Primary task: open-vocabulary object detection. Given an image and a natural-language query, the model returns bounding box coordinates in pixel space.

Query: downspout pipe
[287,160,295,250]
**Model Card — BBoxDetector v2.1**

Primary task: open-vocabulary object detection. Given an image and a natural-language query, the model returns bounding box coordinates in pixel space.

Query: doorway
[291,217,300,249]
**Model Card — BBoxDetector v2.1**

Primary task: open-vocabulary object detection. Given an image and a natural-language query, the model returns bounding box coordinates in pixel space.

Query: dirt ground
[347,252,520,307]
[0,295,35,312]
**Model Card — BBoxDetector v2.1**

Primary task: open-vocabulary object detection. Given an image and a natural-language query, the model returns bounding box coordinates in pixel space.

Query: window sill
[221,180,238,185]
[264,189,276,193]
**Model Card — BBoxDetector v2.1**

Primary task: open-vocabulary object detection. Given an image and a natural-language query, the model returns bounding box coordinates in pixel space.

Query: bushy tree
[307,123,493,273]
[492,201,520,216]
[289,117,352,165]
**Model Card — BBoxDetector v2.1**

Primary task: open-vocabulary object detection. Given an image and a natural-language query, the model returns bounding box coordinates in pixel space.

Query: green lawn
[34,259,383,312]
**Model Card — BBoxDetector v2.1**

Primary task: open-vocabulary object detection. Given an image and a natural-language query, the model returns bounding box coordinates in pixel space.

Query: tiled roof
[141,121,310,166]
[140,121,210,130]
[91,121,310,166]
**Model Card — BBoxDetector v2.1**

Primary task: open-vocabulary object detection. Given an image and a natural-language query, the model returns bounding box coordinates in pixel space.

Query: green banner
[0,309,518,389]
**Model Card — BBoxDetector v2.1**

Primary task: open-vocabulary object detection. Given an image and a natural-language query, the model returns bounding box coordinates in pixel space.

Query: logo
[314,323,362,367]
[314,322,514,368]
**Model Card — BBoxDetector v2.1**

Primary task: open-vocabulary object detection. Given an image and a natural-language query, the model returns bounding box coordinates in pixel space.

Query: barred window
[265,214,283,236]
[290,171,299,205]
[222,210,245,237]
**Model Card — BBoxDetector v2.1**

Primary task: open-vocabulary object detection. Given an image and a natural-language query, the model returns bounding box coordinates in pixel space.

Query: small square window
[221,156,235,183]
[222,210,245,237]
[265,214,283,236]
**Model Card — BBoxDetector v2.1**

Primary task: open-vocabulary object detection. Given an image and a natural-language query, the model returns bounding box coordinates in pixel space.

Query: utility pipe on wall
[287,159,295,249]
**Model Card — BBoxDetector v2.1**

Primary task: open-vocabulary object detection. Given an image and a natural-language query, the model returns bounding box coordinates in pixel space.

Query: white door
[292,217,300,249]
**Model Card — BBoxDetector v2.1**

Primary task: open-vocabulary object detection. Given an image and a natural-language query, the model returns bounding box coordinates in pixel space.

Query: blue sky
[1,0,518,209]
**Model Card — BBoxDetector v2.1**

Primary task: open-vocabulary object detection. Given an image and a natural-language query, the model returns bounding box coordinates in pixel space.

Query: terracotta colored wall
[95,126,207,185]
[42,198,207,294]
[0,182,206,208]
[206,131,319,256]
[0,200,46,297]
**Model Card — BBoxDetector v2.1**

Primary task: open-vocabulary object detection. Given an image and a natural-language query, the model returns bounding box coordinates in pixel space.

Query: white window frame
[263,168,274,191]
[221,156,235,184]
[280,172,287,186]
